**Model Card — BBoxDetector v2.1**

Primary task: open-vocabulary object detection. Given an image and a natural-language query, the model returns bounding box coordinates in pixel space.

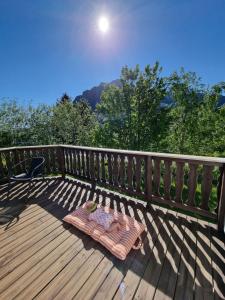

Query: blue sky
[0,0,225,106]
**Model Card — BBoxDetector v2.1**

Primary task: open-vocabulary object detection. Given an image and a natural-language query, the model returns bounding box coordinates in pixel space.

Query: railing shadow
[0,177,224,299]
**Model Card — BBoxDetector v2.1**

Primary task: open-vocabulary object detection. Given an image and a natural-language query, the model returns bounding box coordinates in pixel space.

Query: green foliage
[0,64,224,158]
[0,98,97,147]
[95,62,169,151]
[95,64,225,157]
[166,69,205,154]
[52,100,97,145]
[166,72,225,155]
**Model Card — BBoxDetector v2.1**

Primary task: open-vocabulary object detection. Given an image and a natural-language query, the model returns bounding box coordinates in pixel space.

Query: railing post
[218,164,225,233]
[58,146,65,179]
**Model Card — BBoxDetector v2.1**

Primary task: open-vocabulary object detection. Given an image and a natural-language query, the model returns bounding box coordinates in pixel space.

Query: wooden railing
[0,145,225,232]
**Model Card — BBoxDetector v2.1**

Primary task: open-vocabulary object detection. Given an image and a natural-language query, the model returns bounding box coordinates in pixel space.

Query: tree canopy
[0,64,224,157]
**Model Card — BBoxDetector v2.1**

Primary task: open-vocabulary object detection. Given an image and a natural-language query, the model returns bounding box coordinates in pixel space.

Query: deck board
[0,178,224,300]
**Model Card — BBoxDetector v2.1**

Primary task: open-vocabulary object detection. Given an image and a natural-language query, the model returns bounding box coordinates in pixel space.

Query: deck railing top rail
[1,144,225,165]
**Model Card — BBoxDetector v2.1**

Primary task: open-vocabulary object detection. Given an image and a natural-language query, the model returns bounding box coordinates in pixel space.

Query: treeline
[0,62,225,156]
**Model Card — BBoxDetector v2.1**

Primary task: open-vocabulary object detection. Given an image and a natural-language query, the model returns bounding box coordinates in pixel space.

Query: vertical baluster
[52,148,57,173]
[20,150,25,173]
[22,149,27,173]
[14,149,20,174]
[86,150,90,179]
[175,161,185,202]
[201,165,213,210]
[187,163,198,206]
[96,152,100,181]
[108,153,113,184]
[63,148,67,173]
[81,150,85,177]
[57,147,65,178]
[45,148,50,174]
[112,153,119,186]
[77,150,81,176]
[69,149,73,174]
[39,148,47,175]
[163,160,172,201]
[119,155,125,188]
[135,156,142,193]
[101,153,106,183]
[127,155,133,192]
[145,156,152,201]
[5,151,11,178]
[0,152,5,178]
[90,151,95,181]
[54,147,58,173]
[73,150,77,175]
[68,149,72,174]
[74,150,77,176]
[153,158,161,196]
[70,150,74,175]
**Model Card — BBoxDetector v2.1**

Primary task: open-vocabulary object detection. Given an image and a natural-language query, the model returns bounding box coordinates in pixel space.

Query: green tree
[0,99,28,147]
[56,93,72,105]
[52,100,97,145]
[95,62,168,151]
[196,82,225,155]
[28,104,53,145]
[74,100,98,146]
[166,69,205,154]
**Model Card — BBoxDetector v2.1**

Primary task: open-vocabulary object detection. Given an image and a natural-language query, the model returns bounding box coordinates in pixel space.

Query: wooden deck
[0,178,224,300]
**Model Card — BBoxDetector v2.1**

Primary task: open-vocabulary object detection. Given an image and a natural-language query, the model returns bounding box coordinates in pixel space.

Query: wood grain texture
[187,163,198,206]
[200,165,213,211]
[96,152,100,182]
[175,162,185,203]
[145,156,152,201]
[81,150,85,177]
[135,156,142,193]
[127,155,133,192]
[112,153,119,186]
[153,158,161,196]
[163,160,172,201]
[86,150,90,179]
[119,155,125,188]
[90,151,95,181]
[100,153,106,183]
[107,153,113,184]
[77,150,81,176]
[0,179,224,300]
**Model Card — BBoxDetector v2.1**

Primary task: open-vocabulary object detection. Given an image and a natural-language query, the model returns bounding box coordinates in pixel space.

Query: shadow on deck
[0,178,224,299]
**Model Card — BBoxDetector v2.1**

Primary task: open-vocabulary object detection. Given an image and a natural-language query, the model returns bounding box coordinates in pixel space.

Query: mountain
[218,95,225,107]
[74,80,121,108]
[74,81,225,109]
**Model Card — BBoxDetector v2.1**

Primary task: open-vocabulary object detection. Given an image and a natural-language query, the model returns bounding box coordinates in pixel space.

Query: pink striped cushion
[63,202,145,260]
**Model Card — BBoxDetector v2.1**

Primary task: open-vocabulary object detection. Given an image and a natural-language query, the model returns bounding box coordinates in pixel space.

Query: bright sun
[98,16,109,33]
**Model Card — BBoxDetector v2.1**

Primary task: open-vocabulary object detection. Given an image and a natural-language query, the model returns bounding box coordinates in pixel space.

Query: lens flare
[98,16,109,33]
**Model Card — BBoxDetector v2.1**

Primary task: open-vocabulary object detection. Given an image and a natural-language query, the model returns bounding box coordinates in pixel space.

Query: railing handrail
[1,144,225,165]
[0,145,59,151]
[63,145,225,165]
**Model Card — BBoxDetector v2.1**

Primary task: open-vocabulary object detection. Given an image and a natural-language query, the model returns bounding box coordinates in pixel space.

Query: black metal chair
[8,156,45,200]
[0,157,45,226]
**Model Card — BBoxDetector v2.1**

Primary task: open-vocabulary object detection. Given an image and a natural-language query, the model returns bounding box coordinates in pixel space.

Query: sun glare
[98,16,109,33]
